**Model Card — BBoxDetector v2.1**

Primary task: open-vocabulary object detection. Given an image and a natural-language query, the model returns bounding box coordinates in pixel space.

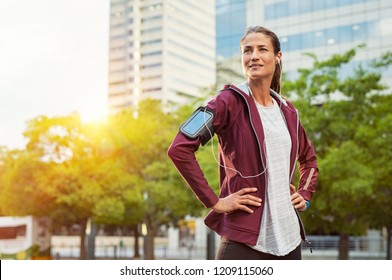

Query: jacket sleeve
[167,93,230,208]
[296,121,319,202]
[167,132,219,208]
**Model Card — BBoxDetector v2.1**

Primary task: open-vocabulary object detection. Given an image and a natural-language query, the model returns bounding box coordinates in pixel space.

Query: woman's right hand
[212,187,262,214]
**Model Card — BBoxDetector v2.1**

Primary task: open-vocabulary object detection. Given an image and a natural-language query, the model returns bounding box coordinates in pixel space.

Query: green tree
[0,149,56,217]
[356,93,392,259]
[19,114,139,259]
[82,116,146,259]
[20,114,96,259]
[284,46,392,259]
[128,99,205,259]
[0,96,217,260]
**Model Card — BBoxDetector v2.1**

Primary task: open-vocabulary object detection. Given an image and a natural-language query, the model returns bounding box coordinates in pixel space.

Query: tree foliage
[284,46,392,259]
[0,98,210,260]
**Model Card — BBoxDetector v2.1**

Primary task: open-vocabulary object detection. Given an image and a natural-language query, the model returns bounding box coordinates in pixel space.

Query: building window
[280,21,377,52]
[265,0,367,19]
[141,63,162,69]
[143,87,162,93]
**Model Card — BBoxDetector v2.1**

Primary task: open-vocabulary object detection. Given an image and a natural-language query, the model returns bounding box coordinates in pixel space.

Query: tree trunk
[79,218,88,260]
[387,227,392,260]
[338,233,350,260]
[145,231,155,260]
[144,219,158,260]
[206,228,216,260]
[87,221,98,260]
[132,224,141,259]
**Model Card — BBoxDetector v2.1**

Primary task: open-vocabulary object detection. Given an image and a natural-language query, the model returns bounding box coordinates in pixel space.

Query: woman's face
[241,32,280,82]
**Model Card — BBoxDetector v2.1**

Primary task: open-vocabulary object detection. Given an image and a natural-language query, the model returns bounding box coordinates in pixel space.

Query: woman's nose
[251,50,259,60]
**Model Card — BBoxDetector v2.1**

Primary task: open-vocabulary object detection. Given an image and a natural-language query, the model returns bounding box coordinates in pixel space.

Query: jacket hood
[234,81,289,107]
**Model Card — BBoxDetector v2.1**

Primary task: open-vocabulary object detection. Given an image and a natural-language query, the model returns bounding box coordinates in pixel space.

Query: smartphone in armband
[179,107,214,145]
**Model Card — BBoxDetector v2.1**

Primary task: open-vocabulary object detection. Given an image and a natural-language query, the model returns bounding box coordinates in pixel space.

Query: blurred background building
[108,0,216,114]
[216,0,392,88]
[108,0,392,112]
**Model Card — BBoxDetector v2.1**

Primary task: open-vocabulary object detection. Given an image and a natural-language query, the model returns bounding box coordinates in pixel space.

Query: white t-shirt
[250,98,301,256]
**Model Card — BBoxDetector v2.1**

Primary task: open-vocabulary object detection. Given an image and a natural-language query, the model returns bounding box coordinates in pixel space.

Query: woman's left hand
[290,184,307,211]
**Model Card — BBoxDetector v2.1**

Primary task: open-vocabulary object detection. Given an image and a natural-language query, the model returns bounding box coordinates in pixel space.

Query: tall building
[216,0,392,88]
[108,0,216,113]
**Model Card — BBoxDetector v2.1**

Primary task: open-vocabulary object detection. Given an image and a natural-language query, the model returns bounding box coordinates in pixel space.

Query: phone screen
[181,109,213,137]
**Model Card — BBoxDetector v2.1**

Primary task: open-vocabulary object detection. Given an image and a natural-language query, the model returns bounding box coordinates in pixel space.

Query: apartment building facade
[108,0,216,113]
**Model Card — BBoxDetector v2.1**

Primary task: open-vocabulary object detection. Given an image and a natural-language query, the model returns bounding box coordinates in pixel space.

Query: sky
[0,0,110,149]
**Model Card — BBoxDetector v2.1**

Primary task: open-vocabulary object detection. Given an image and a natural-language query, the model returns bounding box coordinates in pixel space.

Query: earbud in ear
[276,58,281,64]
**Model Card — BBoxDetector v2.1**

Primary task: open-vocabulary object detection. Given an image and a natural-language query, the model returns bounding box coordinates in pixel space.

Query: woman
[168,26,318,260]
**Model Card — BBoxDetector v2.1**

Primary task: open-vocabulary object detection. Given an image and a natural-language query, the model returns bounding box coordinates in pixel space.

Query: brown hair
[240,26,282,94]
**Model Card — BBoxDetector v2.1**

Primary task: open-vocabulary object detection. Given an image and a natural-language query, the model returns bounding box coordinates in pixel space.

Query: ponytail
[271,60,282,93]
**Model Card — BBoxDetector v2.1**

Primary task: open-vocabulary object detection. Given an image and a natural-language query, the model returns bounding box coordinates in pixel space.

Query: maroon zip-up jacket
[168,82,318,246]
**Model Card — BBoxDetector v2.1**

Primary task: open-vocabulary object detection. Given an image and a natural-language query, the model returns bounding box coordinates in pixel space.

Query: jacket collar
[235,81,288,107]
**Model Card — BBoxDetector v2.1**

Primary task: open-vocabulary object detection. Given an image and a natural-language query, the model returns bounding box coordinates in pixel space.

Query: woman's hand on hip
[290,184,307,211]
[212,187,262,214]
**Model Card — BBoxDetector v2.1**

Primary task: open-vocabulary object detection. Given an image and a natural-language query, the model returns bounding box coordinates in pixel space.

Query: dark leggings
[216,238,302,260]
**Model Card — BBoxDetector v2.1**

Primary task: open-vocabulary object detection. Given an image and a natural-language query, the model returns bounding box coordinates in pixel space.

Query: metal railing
[51,234,388,260]
[301,235,387,259]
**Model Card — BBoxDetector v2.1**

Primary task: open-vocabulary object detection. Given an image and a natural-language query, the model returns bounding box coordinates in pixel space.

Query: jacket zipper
[229,86,268,235]
[282,107,313,253]
[279,106,299,183]
[295,209,313,253]
[229,87,266,176]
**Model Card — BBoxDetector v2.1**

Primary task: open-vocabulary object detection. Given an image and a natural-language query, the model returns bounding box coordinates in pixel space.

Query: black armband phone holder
[179,107,214,146]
